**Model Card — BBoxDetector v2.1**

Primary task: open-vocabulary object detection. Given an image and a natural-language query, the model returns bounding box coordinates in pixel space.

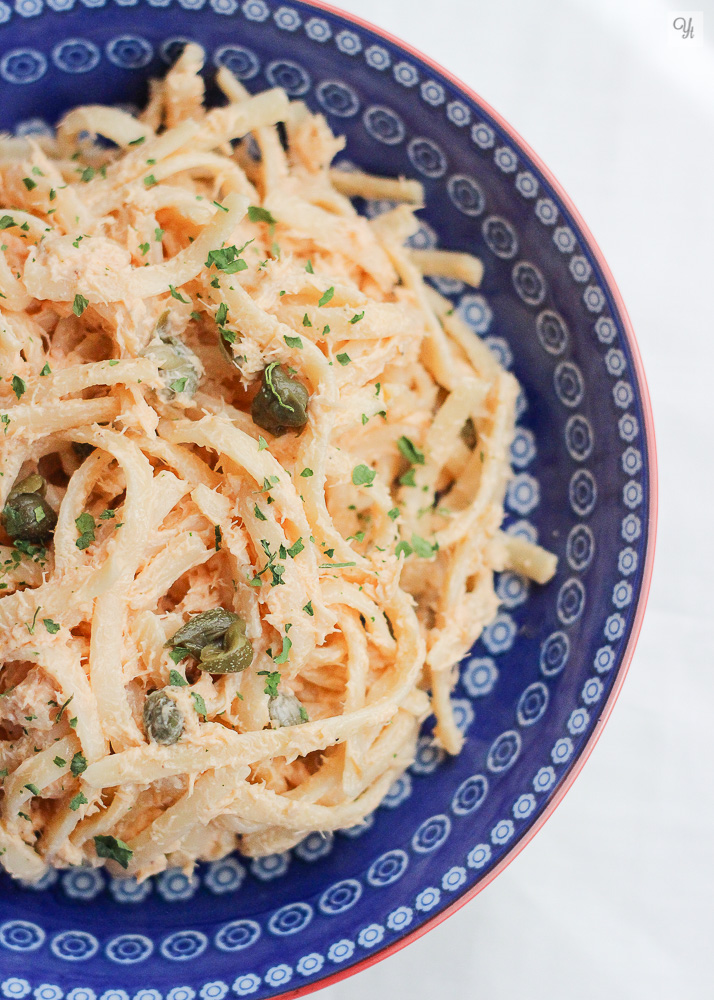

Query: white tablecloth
[322,1,714,996]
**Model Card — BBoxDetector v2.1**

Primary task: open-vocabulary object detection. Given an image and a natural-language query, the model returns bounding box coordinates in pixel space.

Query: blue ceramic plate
[0,2,656,997]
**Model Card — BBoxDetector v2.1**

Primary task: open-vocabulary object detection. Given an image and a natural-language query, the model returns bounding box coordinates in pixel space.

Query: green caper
[9,473,46,499]
[269,693,309,727]
[199,620,253,674]
[460,417,477,450]
[141,334,201,400]
[143,689,184,745]
[2,493,57,541]
[167,608,242,658]
[251,363,309,436]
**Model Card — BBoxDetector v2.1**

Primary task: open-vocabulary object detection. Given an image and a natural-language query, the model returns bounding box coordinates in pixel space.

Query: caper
[167,608,242,658]
[269,692,308,727]
[460,417,477,450]
[2,493,57,541]
[9,473,46,499]
[141,334,201,400]
[199,620,253,674]
[251,363,309,436]
[143,689,184,745]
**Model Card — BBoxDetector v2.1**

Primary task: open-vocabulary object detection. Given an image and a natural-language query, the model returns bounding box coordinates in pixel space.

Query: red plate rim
[267,2,659,995]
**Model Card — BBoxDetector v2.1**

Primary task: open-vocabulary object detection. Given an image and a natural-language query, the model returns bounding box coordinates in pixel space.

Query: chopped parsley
[139,242,150,256]
[305,260,314,273]
[129,136,146,146]
[75,511,96,550]
[411,534,438,558]
[397,436,425,465]
[0,216,16,230]
[168,285,189,303]
[55,695,74,723]
[70,792,88,811]
[349,311,365,324]
[399,468,416,487]
[70,752,87,777]
[154,227,164,241]
[191,691,208,720]
[143,174,157,188]
[169,669,188,686]
[257,436,268,451]
[94,835,133,869]
[303,601,313,616]
[284,335,303,349]
[53,756,66,768]
[387,507,400,520]
[286,537,304,558]
[215,302,228,325]
[352,464,376,487]
[318,286,335,307]
[23,783,41,796]
[79,166,95,183]
[205,241,252,273]
[254,504,267,521]
[258,669,281,696]
[73,294,89,317]
[22,177,37,191]
[40,363,51,376]
[247,205,276,225]
[11,375,25,400]
[300,468,313,478]
[43,618,60,634]
[302,313,312,327]
[273,634,292,664]
[336,353,351,366]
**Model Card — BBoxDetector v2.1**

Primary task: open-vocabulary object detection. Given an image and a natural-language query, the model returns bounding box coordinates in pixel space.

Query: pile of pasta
[0,46,555,882]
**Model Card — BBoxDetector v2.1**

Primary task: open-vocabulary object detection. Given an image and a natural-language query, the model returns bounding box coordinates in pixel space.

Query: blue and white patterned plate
[0,1,656,996]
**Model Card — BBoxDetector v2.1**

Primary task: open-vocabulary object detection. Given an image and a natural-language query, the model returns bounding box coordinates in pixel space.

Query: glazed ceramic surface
[0,2,655,996]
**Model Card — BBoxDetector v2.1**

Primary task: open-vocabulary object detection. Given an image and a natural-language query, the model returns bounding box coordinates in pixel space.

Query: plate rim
[0,1,659,993]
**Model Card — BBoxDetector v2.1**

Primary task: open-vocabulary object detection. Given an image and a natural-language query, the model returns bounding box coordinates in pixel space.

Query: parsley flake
[73,294,89,317]
[94,835,133,869]
[71,752,87,777]
[247,205,276,224]
[352,464,376,487]
[168,285,189,303]
[397,436,425,465]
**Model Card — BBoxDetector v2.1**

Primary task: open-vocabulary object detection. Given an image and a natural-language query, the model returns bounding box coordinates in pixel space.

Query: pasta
[0,46,556,882]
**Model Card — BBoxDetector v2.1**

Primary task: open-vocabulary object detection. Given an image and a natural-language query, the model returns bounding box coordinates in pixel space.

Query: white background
[320,1,714,998]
